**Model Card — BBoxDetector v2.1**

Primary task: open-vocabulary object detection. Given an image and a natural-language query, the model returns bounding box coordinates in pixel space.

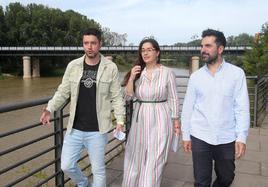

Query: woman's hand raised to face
[129,65,141,82]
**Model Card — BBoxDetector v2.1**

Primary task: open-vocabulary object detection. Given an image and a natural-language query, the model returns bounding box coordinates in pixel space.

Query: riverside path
[105,113,268,187]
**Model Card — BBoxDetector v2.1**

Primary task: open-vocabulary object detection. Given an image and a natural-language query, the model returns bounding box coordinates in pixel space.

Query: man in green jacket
[40,28,125,187]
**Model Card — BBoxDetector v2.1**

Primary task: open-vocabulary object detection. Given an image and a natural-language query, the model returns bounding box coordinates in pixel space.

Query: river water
[0,77,62,105]
[0,68,189,106]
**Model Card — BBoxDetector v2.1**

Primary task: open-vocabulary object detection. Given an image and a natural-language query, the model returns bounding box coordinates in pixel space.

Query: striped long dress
[122,65,179,187]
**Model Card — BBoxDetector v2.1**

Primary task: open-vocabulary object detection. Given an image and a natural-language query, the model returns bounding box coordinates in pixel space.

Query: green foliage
[1,56,23,76]
[113,54,134,72]
[0,65,3,79]
[174,39,201,46]
[187,39,202,46]
[161,54,189,68]
[0,6,7,45]
[1,2,126,47]
[174,33,254,47]
[112,53,189,74]
[39,56,70,76]
[243,22,268,76]
[0,2,127,76]
[227,33,254,46]
[2,2,102,46]
[224,55,244,67]
[173,29,262,74]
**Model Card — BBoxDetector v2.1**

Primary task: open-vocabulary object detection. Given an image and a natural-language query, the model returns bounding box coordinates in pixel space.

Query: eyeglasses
[141,48,156,54]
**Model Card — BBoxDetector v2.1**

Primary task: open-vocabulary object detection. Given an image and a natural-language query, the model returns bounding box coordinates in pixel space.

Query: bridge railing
[0,45,252,51]
[0,45,252,57]
[0,75,267,187]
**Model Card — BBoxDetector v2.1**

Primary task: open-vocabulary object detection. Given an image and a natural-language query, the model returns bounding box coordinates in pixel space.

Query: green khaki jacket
[47,54,125,134]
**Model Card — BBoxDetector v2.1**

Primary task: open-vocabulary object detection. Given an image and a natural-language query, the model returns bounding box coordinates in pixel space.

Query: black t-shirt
[73,61,100,131]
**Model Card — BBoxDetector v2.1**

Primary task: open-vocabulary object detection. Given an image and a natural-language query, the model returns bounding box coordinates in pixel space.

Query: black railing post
[253,76,259,127]
[54,109,64,187]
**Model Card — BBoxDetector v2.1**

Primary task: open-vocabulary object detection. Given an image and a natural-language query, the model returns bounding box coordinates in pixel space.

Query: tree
[227,33,254,46]
[102,27,127,46]
[4,3,30,45]
[243,22,268,76]
[174,39,201,46]
[0,6,7,45]
[2,2,105,46]
[0,2,128,75]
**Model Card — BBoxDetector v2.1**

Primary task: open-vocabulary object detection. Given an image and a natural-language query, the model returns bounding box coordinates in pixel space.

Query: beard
[85,52,98,59]
[201,52,218,65]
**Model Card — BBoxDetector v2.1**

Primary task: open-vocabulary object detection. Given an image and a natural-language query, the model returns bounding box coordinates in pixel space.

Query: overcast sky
[1,0,268,45]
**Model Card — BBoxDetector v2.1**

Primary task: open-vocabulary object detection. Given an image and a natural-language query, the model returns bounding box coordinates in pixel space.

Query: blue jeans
[61,129,108,187]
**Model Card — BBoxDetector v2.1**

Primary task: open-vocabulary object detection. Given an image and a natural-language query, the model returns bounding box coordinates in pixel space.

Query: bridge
[0,45,252,78]
[0,45,252,56]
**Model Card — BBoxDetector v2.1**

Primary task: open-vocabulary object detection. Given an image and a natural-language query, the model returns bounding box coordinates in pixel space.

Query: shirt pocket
[219,83,235,110]
[221,83,234,97]
[69,71,80,85]
[99,80,111,94]
[69,78,80,97]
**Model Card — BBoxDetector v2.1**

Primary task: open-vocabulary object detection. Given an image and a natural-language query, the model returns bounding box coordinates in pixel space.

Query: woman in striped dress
[122,38,181,187]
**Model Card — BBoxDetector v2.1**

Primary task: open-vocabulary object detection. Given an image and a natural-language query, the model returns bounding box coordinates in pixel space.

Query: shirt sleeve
[167,70,180,119]
[47,63,72,112]
[123,86,135,101]
[181,76,196,141]
[234,71,250,144]
[109,64,126,125]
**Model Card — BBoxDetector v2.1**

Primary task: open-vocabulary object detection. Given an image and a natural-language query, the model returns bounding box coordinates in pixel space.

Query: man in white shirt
[181,29,250,187]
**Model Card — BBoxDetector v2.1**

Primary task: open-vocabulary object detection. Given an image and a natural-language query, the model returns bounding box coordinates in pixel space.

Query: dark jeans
[191,136,235,187]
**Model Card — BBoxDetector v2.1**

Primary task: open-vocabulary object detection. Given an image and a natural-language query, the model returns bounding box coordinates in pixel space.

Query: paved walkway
[106,113,268,187]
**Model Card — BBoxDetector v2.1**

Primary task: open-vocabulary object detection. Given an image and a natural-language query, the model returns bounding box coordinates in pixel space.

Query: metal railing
[175,75,268,127]
[0,75,267,187]
[0,98,129,187]
[254,75,268,126]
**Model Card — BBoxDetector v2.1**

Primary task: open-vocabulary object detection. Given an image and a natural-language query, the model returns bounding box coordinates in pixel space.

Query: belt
[134,99,167,122]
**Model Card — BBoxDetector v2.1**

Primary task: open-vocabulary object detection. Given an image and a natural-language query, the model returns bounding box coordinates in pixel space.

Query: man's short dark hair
[82,28,102,41]
[202,29,226,48]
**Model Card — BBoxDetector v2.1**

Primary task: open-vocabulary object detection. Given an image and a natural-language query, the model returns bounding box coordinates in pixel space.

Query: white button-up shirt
[181,60,250,145]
